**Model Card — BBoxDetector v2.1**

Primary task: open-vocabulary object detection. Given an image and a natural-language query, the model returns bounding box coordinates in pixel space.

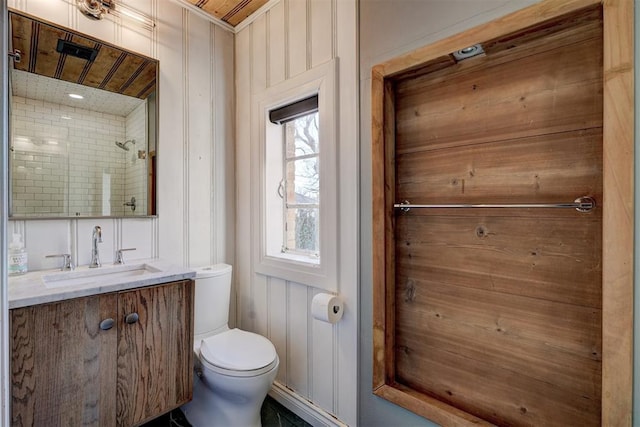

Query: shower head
[115,141,129,151]
[114,139,135,151]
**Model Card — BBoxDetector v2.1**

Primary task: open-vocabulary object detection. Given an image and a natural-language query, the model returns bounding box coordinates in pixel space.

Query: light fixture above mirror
[76,0,155,29]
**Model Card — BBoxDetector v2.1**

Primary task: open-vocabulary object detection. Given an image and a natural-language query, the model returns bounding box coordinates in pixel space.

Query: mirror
[8,10,158,218]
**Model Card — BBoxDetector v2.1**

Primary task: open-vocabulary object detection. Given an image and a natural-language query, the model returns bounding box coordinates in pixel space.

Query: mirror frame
[8,8,158,219]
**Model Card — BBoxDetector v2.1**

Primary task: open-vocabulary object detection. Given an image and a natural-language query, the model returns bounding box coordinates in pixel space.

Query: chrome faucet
[89,225,103,268]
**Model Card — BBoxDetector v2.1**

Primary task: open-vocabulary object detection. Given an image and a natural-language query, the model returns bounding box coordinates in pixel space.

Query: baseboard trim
[268,381,348,427]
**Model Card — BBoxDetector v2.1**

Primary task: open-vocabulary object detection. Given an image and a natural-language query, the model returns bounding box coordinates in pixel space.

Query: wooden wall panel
[396,129,603,204]
[395,32,603,154]
[396,214,602,308]
[157,0,187,265]
[288,281,310,396]
[235,26,254,331]
[333,0,359,418]
[187,15,213,267]
[253,274,269,337]
[267,1,286,86]
[395,326,600,427]
[310,0,333,67]
[252,14,268,93]
[393,34,604,427]
[311,292,335,410]
[370,3,620,426]
[287,0,308,77]
[212,25,236,268]
[268,278,289,385]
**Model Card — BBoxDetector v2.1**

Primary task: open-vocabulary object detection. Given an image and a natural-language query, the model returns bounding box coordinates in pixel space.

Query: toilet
[181,264,279,427]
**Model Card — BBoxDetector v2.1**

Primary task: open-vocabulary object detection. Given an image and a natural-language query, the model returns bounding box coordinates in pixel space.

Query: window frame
[252,59,338,291]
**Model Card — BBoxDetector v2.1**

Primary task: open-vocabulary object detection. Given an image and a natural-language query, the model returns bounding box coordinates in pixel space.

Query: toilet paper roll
[311,293,343,324]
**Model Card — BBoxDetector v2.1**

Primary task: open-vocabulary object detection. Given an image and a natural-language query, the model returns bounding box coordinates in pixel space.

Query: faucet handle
[45,253,75,271]
[115,248,136,265]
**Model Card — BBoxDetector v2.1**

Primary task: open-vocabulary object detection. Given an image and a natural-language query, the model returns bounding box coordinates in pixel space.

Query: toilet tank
[194,264,233,337]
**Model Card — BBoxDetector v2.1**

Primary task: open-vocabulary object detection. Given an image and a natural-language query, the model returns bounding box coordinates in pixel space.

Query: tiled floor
[261,396,311,427]
[141,396,312,427]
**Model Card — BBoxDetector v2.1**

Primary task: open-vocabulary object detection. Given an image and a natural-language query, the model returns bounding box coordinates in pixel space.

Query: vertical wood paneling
[157,0,186,263]
[287,281,309,396]
[367,2,632,427]
[24,0,70,29]
[287,0,308,77]
[121,218,155,260]
[251,15,268,93]
[334,0,359,424]
[235,27,253,331]
[268,277,289,384]
[267,2,286,87]
[237,0,358,424]
[253,274,269,337]
[76,10,117,46]
[213,25,235,265]
[601,0,634,423]
[311,290,335,411]
[187,13,213,267]
[310,0,333,67]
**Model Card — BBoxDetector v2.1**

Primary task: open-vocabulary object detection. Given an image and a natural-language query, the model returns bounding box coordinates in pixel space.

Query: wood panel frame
[370,0,634,425]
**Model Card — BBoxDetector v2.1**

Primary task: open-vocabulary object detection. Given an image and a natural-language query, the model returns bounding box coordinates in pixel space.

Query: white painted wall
[7,0,235,277]
[358,1,542,425]
[235,0,358,425]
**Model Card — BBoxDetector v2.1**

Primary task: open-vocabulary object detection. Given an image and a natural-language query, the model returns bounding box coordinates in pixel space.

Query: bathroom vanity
[9,261,196,426]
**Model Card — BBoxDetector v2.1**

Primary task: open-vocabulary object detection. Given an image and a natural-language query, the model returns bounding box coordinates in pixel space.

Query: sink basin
[42,264,162,288]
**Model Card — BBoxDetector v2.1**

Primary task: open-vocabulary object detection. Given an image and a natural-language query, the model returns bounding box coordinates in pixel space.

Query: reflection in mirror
[8,10,158,218]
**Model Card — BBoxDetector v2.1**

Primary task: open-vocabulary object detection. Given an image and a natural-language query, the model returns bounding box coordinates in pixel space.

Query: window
[270,96,320,260]
[253,60,337,291]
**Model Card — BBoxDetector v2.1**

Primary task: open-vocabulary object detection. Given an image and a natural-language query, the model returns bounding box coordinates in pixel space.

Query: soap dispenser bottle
[8,233,28,276]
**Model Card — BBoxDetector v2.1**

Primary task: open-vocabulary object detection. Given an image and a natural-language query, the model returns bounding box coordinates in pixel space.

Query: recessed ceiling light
[47,140,59,145]
[68,93,84,99]
[61,115,72,120]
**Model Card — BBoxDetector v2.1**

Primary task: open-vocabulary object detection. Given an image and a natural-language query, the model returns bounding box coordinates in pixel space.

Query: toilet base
[181,357,279,427]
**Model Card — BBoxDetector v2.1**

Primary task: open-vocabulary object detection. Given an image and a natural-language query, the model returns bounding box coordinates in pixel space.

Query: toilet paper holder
[311,293,344,324]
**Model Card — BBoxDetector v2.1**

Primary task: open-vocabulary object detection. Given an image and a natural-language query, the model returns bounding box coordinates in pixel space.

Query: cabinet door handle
[124,312,139,324]
[99,318,115,330]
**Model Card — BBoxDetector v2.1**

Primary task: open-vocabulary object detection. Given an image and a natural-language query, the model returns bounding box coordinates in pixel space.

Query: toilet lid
[200,329,277,371]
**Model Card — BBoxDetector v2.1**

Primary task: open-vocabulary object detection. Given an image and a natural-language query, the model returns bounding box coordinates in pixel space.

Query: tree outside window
[283,111,319,257]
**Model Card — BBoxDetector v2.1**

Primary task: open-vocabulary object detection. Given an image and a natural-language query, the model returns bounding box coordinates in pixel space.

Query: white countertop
[8,259,196,309]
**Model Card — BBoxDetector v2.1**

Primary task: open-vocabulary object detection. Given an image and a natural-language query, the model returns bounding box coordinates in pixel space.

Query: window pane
[285,207,319,254]
[282,110,320,260]
[285,157,319,204]
[285,112,319,157]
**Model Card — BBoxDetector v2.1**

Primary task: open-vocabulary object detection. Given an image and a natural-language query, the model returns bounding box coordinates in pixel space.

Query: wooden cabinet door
[116,280,194,426]
[11,294,118,427]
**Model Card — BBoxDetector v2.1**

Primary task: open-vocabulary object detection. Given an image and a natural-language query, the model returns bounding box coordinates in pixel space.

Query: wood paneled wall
[371,0,634,425]
[235,0,358,425]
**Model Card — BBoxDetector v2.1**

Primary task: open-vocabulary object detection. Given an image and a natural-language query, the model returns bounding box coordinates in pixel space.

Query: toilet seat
[200,328,278,377]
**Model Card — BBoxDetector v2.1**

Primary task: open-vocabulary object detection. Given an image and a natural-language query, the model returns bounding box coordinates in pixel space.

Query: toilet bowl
[181,264,279,427]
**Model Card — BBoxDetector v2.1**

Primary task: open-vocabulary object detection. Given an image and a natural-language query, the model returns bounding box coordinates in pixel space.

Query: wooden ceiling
[183,0,270,27]
[9,11,157,99]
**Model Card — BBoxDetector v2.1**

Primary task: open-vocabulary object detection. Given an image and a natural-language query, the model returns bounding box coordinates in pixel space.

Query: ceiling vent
[56,39,98,62]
